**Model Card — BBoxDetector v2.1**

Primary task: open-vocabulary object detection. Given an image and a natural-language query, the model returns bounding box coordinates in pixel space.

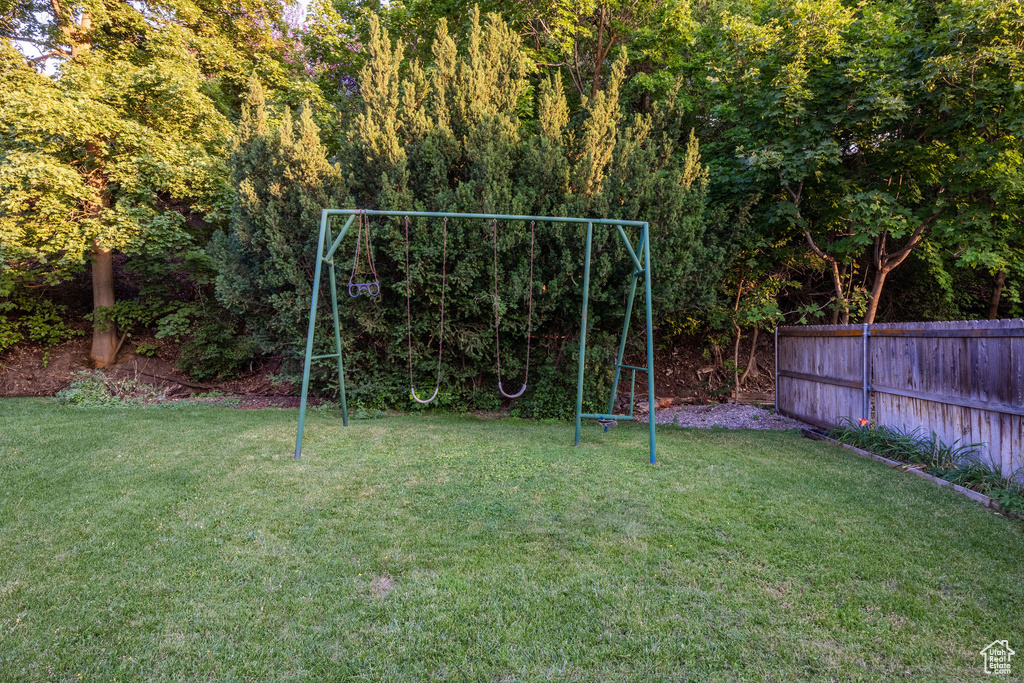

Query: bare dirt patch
[370,575,394,599]
[0,336,291,399]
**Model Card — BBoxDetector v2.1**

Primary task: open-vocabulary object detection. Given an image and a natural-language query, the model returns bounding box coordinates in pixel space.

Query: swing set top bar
[322,210,647,262]
[322,208,647,227]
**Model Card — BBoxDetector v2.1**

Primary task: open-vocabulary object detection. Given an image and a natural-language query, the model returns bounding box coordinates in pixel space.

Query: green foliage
[0,0,325,364]
[701,0,1024,324]
[0,39,233,281]
[55,369,164,407]
[209,74,342,375]
[989,486,1024,518]
[174,310,257,381]
[0,293,81,355]
[215,13,725,417]
[133,342,160,358]
[830,419,981,471]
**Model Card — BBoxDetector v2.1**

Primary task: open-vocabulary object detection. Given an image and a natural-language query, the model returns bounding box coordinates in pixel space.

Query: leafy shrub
[115,247,258,380]
[990,486,1024,517]
[173,310,258,381]
[0,294,81,355]
[134,342,161,357]
[56,370,165,407]
[830,419,1022,518]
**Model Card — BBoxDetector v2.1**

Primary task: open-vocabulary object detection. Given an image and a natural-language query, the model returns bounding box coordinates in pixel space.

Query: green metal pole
[642,223,656,464]
[323,209,645,230]
[574,221,594,447]
[608,230,645,416]
[326,234,349,427]
[608,273,639,415]
[295,211,330,460]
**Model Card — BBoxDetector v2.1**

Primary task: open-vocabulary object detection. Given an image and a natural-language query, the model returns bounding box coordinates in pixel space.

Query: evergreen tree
[219,10,724,416]
[210,76,344,364]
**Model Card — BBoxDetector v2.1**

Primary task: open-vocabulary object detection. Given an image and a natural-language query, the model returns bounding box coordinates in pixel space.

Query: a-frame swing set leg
[608,230,644,416]
[573,222,657,464]
[642,223,657,466]
[295,211,355,460]
[573,221,594,448]
[326,222,350,427]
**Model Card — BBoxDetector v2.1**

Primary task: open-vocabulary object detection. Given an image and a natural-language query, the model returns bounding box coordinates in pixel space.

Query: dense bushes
[212,11,726,416]
[4,1,1018,398]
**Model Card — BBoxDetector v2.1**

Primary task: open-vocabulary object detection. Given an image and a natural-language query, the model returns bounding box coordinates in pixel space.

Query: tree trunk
[90,243,118,367]
[988,270,1006,319]
[590,6,606,99]
[825,260,850,324]
[739,326,760,386]
[732,324,741,403]
[863,267,889,324]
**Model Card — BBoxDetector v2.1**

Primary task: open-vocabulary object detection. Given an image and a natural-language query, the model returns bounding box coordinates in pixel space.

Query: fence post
[862,323,871,421]
[773,326,779,414]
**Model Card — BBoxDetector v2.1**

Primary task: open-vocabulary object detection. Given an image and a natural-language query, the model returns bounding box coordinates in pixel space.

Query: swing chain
[493,219,535,399]
[406,215,447,404]
[349,210,380,297]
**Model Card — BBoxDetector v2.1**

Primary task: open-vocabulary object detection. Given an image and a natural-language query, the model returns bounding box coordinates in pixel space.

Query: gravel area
[636,402,809,430]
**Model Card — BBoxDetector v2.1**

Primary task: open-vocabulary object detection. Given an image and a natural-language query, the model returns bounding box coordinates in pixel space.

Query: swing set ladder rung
[617,363,649,372]
[311,353,340,360]
[580,413,634,421]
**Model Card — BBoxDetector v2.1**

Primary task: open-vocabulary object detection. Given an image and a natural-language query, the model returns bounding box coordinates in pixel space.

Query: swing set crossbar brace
[617,364,648,372]
[295,209,657,466]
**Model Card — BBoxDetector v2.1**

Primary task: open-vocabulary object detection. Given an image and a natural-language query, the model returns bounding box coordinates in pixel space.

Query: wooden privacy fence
[775,319,1024,479]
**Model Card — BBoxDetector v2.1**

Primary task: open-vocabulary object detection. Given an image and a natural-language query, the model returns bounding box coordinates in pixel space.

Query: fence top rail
[779,318,1024,338]
[322,209,648,228]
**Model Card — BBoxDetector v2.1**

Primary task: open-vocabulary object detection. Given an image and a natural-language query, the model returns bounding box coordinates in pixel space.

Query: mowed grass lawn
[1,399,1022,681]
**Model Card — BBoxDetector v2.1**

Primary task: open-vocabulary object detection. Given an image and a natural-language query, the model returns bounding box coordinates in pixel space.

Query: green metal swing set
[293,209,658,464]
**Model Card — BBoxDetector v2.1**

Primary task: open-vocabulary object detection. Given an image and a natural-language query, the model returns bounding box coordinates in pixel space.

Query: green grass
[1,399,1022,681]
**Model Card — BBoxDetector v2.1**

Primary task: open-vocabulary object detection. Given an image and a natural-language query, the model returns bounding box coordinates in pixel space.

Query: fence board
[777,324,864,429]
[776,319,1024,480]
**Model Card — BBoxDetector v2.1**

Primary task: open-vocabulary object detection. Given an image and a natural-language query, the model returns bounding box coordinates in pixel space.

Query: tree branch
[803,229,835,263]
[28,49,69,63]
[880,209,943,271]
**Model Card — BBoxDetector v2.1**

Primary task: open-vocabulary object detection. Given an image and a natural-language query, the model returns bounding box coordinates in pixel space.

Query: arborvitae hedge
[215,11,727,418]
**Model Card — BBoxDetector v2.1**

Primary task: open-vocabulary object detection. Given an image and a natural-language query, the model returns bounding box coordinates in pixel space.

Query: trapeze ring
[411,386,439,404]
[498,381,527,399]
[349,281,380,298]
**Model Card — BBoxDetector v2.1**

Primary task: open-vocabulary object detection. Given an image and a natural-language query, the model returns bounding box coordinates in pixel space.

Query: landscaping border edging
[799,429,1018,519]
